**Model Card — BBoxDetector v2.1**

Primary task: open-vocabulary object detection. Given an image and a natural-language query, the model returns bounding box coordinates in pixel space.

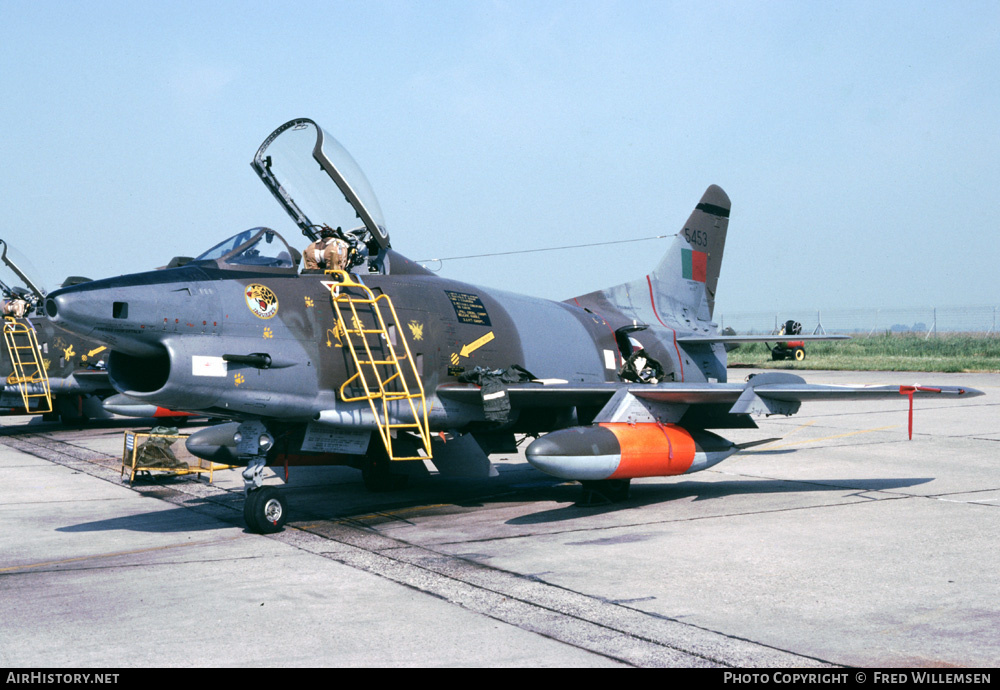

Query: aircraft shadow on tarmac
[506,476,935,525]
[55,504,235,534]
[53,466,934,534]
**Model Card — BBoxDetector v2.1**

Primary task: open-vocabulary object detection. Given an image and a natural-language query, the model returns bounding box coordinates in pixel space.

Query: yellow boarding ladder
[325,271,432,461]
[3,317,52,414]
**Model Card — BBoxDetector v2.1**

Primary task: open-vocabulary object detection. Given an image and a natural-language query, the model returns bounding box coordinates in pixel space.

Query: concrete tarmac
[1,370,997,668]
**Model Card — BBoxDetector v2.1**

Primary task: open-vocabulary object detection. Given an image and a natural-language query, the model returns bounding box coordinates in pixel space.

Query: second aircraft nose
[45,289,99,339]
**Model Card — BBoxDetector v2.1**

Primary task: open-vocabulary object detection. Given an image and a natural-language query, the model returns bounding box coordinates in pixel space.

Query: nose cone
[46,288,96,338]
[46,265,215,358]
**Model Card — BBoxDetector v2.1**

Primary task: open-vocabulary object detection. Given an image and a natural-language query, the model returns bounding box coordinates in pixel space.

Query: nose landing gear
[244,485,287,534]
[237,419,287,534]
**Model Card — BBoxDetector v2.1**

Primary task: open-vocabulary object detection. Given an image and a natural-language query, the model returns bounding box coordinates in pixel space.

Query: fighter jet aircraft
[0,240,118,421]
[45,118,983,533]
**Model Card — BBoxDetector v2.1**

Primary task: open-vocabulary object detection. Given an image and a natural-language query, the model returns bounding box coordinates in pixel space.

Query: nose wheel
[244,486,288,534]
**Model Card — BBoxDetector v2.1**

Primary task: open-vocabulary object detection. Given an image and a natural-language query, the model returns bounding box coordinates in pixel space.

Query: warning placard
[445,291,492,326]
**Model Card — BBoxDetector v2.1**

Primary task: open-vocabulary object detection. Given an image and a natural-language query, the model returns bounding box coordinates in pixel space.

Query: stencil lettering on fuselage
[445,291,492,326]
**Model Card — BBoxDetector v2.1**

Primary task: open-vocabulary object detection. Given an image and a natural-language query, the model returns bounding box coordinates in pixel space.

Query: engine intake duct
[108,349,171,394]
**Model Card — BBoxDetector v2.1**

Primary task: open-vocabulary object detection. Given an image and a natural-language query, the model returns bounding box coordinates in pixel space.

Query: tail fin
[649,184,730,320]
[570,185,730,325]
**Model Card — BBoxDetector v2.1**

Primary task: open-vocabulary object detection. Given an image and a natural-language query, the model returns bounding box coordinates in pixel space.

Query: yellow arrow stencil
[460,331,495,357]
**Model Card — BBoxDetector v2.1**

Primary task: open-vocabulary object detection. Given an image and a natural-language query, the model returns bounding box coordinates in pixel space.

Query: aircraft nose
[46,288,96,337]
[47,288,129,330]
[46,267,218,358]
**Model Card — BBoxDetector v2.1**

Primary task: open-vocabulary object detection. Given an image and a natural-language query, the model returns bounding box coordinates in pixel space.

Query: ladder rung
[330,282,431,462]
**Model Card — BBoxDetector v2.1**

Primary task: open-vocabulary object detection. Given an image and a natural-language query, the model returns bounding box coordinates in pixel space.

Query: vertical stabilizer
[569,185,730,327]
[649,184,730,321]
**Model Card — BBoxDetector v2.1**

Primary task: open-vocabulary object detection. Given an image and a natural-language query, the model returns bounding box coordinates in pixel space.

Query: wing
[437,371,982,430]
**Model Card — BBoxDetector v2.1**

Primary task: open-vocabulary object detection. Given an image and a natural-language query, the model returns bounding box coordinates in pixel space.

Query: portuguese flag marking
[682,249,707,283]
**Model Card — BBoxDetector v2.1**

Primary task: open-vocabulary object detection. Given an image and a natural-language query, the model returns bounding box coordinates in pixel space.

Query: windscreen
[194,228,297,269]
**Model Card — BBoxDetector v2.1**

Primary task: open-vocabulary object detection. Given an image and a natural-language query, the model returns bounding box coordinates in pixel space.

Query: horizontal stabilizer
[676,334,850,344]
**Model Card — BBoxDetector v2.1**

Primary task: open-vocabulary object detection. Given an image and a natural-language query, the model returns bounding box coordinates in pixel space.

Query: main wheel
[244,486,287,534]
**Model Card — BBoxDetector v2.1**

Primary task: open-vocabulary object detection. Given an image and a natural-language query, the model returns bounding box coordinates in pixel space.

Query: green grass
[726,333,1000,372]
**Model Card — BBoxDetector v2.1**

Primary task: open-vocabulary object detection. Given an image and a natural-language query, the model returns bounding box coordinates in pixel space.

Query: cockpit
[190,226,381,275]
[193,228,300,271]
[191,119,401,277]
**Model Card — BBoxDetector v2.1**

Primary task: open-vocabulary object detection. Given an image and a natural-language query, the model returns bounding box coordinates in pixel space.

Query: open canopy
[0,239,47,301]
[252,119,390,257]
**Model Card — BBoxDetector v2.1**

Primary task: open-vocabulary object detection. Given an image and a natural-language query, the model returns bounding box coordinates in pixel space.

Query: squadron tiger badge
[245,283,279,319]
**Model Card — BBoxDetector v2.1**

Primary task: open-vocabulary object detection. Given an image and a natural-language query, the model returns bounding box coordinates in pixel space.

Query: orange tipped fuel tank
[525,422,739,481]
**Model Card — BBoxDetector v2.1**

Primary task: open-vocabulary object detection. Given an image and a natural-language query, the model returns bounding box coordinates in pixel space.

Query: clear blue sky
[2,1,998,315]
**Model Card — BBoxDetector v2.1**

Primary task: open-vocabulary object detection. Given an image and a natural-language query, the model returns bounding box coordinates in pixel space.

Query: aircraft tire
[244,486,287,534]
[794,348,805,361]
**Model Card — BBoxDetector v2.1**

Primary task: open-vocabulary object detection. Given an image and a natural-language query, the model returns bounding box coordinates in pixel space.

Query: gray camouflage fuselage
[44,236,729,434]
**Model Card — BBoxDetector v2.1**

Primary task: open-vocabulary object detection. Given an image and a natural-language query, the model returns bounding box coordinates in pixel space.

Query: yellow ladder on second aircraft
[325,272,432,461]
[2,317,52,414]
